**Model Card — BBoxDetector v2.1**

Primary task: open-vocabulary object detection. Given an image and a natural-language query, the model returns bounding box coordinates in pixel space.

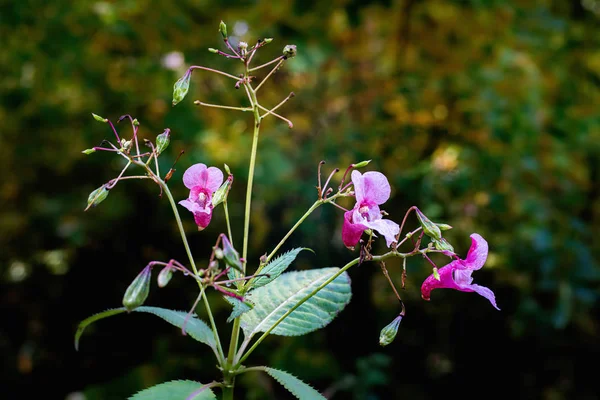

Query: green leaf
[250,248,310,289]
[240,267,351,338]
[128,380,216,400]
[224,296,253,323]
[251,367,326,400]
[75,306,216,353]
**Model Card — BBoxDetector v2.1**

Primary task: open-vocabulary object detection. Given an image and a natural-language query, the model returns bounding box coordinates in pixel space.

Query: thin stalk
[190,65,240,80]
[224,200,234,246]
[194,101,253,112]
[249,55,284,72]
[254,59,284,91]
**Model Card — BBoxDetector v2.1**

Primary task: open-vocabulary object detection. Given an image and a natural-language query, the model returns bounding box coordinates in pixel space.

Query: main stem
[224,67,262,400]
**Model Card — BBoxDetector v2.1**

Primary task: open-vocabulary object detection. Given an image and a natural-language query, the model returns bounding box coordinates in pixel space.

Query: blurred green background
[1,0,599,399]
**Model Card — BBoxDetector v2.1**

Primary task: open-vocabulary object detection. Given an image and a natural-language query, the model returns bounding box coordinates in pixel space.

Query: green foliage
[253,366,326,400]
[224,296,253,323]
[75,306,216,354]
[241,268,352,338]
[250,248,310,289]
[128,380,215,400]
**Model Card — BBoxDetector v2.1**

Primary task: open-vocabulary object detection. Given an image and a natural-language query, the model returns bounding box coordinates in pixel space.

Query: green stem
[224,200,233,246]
[233,250,405,367]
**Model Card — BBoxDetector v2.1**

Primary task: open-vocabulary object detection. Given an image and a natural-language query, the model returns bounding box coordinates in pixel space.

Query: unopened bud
[172,69,192,106]
[92,113,108,123]
[122,266,151,311]
[120,139,132,151]
[155,128,171,155]
[212,175,233,207]
[352,160,371,169]
[415,208,442,241]
[436,223,453,231]
[282,44,297,59]
[433,237,454,253]
[82,148,96,155]
[379,315,402,346]
[264,38,273,44]
[85,184,109,211]
[224,163,231,175]
[219,21,228,39]
[432,267,440,281]
[157,266,173,288]
[132,118,140,126]
[214,247,224,260]
[222,235,242,272]
[208,48,218,54]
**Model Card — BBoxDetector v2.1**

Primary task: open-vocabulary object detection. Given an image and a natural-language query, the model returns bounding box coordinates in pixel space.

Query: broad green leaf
[250,248,310,289]
[224,296,253,323]
[75,306,216,353]
[251,367,326,400]
[128,380,216,400]
[240,267,351,338]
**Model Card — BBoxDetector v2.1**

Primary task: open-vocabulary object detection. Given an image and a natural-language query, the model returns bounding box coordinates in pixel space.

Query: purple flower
[178,163,223,230]
[421,233,500,310]
[342,170,400,249]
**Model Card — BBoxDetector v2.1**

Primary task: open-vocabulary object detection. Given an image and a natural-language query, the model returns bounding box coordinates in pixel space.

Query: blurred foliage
[1,0,599,399]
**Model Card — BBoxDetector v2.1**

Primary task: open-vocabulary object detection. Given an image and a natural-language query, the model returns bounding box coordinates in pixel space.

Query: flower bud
[214,247,224,260]
[415,208,442,241]
[219,21,228,39]
[436,223,453,231]
[132,118,140,126]
[208,48,218,54]
[432,267,440,281]
[433,237,454,253]
[223,163,231,175]
[379,315,402,346]
[157,266,173,288]
[282,44,297,59]
[122,266,151,311]
[85,184,109,211]
[264,38,273,44]
[155,128,171,155]
[212,175,233,207]
[352,160,371,169]
[222,235,242,272]
[172,69,192,106]
[92,113,108,123]
[82,148,96,155]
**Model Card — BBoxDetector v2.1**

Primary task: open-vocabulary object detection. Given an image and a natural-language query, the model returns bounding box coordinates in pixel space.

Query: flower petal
[183,163,208,189]
[342,210,367,249]
[179,199,200,213]
[362,218,399,247]
[193,209,212,231]
[351,170,366,204]
[420,262,461,300]
[463,233,488,270]
[469,284,500,310]
[361,171,391,205]
[205,167,224,193]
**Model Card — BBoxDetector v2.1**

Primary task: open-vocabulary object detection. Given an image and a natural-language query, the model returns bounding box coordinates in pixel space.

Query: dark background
[1,1,599,399]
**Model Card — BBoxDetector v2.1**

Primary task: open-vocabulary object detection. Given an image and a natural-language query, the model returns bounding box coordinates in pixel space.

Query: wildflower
[179,163,224,230]
[421,233,499,310]
[342,170,400,249]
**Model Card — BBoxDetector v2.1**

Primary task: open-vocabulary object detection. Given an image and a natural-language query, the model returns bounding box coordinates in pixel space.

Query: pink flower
[421,233,500,310]
[178,163,223,230]
[342,170,400,249]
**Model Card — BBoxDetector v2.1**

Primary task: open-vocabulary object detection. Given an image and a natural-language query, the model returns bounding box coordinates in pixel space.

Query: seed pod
[415,208,442,241]
[122,266,151,311]
[85,184,109,211]
[172,70,192,106]
[157,266,173,288]
[379,315,402,346]
[155,128,171,155]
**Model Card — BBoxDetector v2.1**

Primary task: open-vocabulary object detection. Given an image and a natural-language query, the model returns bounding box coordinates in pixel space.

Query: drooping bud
[172,69,192,106]
[157,266,173,288]
[208,48,218,54]
[155,128,171,155]
[222,235,242,272]
[82,148,96,155]
[92,113,108,123]
[379,314,403,346]
[352,160,371,169]
[415,208,442,241]
[219,21,228,39]
[436,223,453,231]
[85,184,109,211]
[433,237,454,254]
[282,44,297,59]
[122,266,151,311]
[212,175,233,207]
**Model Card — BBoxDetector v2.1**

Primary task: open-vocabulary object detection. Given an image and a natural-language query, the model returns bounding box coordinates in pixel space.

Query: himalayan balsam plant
[76,22,499,400]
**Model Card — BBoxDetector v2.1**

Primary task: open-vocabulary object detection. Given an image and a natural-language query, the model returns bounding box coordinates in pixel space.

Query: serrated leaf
[75,306,216,354]
[240,267,351,339]
[224,296,253,323]
[251,248,310,289]
[252,367,326,400]
[128,380,216,400]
